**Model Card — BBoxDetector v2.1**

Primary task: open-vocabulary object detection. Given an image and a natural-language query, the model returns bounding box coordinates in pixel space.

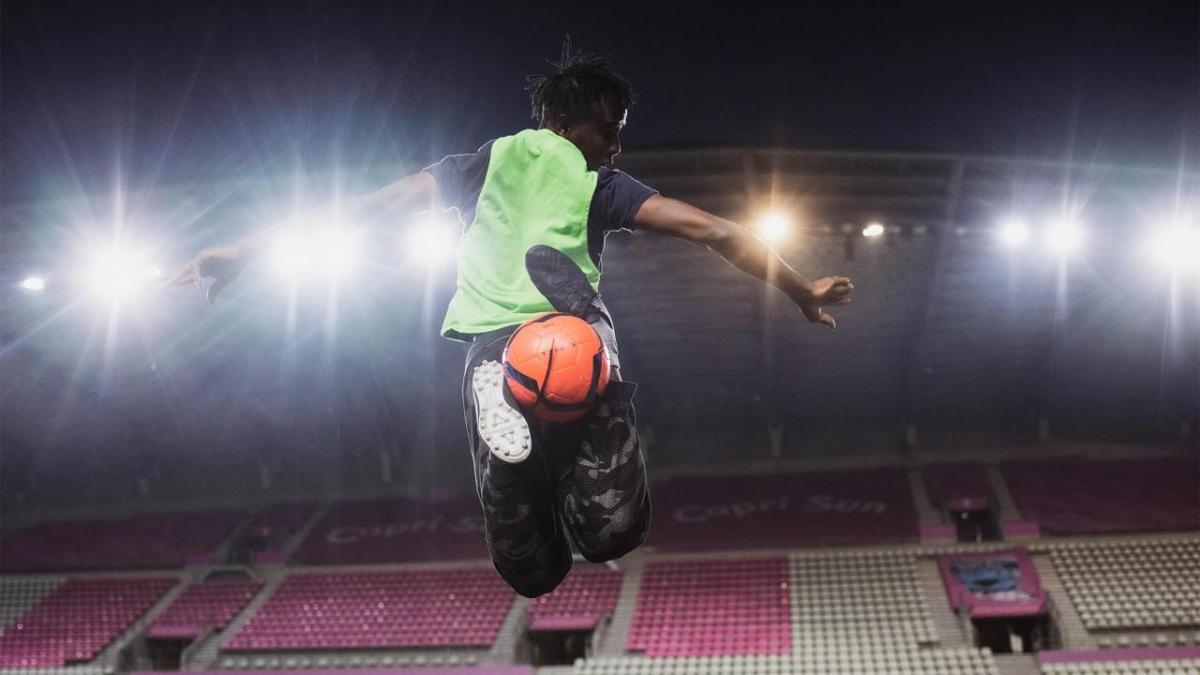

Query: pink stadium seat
[0,577,175,668]
[225,569,514,650]
[147,579,263,639]
[627,557,791,657]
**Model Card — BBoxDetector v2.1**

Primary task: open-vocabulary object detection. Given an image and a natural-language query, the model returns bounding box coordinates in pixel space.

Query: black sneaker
[525,245,602,322]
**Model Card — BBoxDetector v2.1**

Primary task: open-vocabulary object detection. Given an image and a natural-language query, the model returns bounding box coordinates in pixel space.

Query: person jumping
[167,45,854,597]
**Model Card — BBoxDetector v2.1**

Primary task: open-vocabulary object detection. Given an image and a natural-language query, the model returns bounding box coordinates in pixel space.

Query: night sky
[1,0,1197,204]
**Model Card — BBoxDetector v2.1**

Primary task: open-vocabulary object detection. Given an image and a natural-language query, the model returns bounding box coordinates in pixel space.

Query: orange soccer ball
[502,313,611,423]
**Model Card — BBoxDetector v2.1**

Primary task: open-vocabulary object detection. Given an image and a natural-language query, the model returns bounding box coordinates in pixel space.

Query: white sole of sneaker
[472,360,531,464]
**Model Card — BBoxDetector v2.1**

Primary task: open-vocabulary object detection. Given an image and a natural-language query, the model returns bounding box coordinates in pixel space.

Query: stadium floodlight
[20,276,47,292]
[1044,219,1083,255]
[1145,226,1200,271]
[405,219,459,264]
[861,222,885,238]
[997,218,1030,248]
[85,243,161,301]
[271,229,360,280]
[755,211,792,242]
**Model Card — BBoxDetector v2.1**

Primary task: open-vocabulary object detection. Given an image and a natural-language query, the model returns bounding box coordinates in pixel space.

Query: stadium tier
[224,569,513,650]
[1000,457,1199,535]
[0,577,176,668]
[0,512,244,572]
[628,557,791,657]
[921,462,994,510]
[1050,538,1200,630]
[526,565,623,630]
[147,579,264,639]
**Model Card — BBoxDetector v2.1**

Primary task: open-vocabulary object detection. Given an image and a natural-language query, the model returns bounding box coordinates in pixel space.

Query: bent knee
[497,561,570,598]
[575,515,649,563]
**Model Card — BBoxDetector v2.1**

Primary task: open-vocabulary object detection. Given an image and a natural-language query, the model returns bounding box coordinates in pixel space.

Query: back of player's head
[527,38,635,126]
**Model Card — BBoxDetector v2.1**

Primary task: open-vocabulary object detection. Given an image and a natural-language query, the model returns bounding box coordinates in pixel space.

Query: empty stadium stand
[1050,538,1200,630]
[0,577,176,667]
[527,566,623,630]
[1001,458,1199,535]
[0,512,244,572]
[147,578,264,639]
[627,557,791,657]
[790,550,938,652]
[224,569,514,650]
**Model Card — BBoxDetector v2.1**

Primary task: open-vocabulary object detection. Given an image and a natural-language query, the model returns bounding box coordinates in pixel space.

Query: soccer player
[167,47,853,597]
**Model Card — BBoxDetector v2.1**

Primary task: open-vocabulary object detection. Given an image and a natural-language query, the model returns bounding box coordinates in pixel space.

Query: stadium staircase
[1029,552,1096,650]
[916,556,972,649]
[86,576,183,673]
[486,589,529,665]
[594,555,644,657]
[189,568,289,668]
[267,504,328,562]
[985,464,1023,522]
[908,466,945,526]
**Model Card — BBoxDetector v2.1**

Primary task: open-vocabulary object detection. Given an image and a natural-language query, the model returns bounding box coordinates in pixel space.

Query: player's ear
[551,114,570,135]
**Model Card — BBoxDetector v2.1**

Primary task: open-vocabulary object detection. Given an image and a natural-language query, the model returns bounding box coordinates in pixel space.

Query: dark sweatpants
[461,324,651,598]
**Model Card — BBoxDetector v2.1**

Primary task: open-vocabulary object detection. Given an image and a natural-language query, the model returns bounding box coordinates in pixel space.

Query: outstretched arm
[633,194,853,329]
[165,172,438,302]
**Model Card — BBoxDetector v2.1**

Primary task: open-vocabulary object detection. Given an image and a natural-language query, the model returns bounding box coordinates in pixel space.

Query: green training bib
[441,129,601,340]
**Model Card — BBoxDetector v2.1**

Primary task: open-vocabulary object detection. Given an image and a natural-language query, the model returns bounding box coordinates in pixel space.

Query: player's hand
[798,276,854,330]
[163,244,246,303]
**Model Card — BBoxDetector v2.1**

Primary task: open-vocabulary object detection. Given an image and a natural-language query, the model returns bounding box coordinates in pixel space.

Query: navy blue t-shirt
[422,139,657,270]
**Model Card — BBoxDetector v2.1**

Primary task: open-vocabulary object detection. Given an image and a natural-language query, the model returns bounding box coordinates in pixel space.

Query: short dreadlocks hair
[527,38,635,126]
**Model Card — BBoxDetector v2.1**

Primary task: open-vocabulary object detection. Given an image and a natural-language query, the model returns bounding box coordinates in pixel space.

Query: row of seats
[0,577,175,668]
[1042,658,1200,674]
[575,649,997,674]
[224,569,513,650]
[1097,633,1200,649]
[217,652,482,669]
[1051,539,1200,629]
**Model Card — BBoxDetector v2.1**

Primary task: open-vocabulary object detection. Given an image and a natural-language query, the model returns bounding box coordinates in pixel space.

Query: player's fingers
[826,296,852,306]
[190,265,205,289]
[207,276,231,304]
[819,313,836,330]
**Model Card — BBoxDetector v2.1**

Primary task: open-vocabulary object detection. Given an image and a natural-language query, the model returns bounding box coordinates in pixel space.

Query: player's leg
[464,330,572,597]
[524,245,651,562]
[556,376,651,562]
